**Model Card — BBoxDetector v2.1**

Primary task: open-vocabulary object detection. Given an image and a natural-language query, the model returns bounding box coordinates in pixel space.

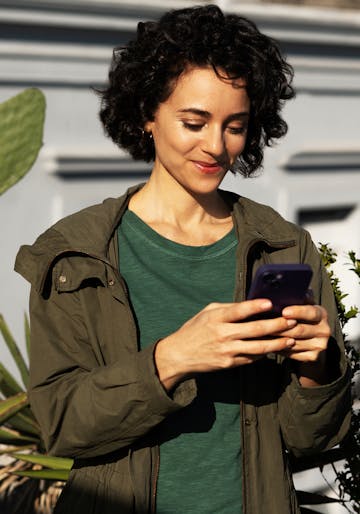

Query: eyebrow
[177,108,249,121]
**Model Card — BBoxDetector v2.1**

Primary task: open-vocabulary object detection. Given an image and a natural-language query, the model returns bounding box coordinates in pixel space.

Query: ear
[144,120,154,134]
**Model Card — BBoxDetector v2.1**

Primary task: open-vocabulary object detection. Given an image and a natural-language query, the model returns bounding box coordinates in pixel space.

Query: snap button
[108,279,115,286]
[59,275,67,284]
[244,419,251,426]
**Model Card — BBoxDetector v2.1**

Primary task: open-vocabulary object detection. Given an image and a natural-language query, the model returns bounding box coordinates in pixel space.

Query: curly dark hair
[98,4,295,177]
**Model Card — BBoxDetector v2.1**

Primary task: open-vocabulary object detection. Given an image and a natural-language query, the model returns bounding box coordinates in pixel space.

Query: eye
[228,126,247,135]
[182,122,204,132]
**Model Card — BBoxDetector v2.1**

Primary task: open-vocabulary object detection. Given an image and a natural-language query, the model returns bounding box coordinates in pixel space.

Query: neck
[129,171,230,228]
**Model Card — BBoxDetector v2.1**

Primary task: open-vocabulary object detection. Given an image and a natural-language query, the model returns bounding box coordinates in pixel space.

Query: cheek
[153,132,194,166]
[230,137,247,158]
[167,131,198,155]
[154,123,193,148]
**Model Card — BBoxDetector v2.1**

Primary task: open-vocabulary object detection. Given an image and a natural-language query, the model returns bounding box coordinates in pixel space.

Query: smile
[193,161,224,174]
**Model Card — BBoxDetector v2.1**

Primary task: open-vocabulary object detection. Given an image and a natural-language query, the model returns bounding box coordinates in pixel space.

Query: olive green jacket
[15,184,351,514]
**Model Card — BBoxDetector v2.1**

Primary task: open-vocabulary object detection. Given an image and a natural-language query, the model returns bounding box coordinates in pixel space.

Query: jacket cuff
[135,343,197,415]
[289,360,351,399]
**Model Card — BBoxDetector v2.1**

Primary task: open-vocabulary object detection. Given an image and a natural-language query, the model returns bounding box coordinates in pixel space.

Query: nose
[202,125,226,159]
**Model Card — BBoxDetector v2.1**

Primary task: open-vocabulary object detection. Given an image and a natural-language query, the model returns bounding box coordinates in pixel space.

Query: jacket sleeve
[28,284,197,460]
[278,230,352,457]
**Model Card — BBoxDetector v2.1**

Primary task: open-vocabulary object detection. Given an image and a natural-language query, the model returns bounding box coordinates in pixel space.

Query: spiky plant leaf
[0,314,29,389]
[0,88,46,195]
[14,468,70,481]
[12,452,73,471]
[24,313,31,362]
[0,392,28,425]
[0,363,23,398]
[6,410,41,439]
[0,426,38,445]
[0,445,34,455]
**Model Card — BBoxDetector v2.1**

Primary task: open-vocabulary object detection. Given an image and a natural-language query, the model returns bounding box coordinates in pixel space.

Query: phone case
[247,263,313,316]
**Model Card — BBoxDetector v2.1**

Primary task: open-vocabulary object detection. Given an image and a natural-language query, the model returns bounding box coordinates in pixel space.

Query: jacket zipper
[151,446,160,514]
[241,400,247,514]
[235,238,255,514]
[235,236,296,514]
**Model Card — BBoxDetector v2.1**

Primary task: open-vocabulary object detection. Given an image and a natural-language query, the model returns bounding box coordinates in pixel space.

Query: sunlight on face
[145,66,250,196]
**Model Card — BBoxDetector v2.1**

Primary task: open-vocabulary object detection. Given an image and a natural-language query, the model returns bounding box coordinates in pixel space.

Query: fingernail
[286,319,297,327]
[261,300,272,309]
[286,338,296,347]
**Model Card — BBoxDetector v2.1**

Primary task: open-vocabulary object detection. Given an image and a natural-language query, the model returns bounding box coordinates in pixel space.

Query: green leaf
[345,307,359,320]
[6,410,41,438]
[13,468,70,481]
[0,444,34,454]
[0,425,38,444]
[0,314,29,389]
[0,88,46,195]
[0,362,24,398]
[0,391,28,424]
[24,313,31,362]
[12,452,73,470]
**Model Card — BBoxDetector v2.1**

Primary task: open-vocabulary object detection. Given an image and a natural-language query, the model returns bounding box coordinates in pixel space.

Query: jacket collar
[15,184,142,293]
[220,190,297,248]
[15,185,296,294]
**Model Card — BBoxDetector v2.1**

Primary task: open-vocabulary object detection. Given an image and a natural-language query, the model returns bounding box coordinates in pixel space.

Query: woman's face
[145,66,250,196]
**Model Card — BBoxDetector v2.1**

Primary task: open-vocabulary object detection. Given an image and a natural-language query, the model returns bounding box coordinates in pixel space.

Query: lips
[193,160,224,174]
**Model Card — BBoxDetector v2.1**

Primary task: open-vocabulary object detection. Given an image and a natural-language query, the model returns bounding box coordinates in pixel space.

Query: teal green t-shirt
[118,210,242,514]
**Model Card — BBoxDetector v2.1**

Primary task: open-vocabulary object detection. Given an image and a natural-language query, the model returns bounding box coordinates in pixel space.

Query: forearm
[297,350,329,387]
[297,335,343,387]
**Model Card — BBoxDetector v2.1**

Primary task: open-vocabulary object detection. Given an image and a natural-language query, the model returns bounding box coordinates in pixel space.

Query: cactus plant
[0,317,73,514]
[0,88,45,195]
[0,89,73,514]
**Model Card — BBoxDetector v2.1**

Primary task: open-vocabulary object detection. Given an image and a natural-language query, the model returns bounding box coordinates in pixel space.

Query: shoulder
[47,195,127,249]
[15,184,143,290]
[220,189,305,241]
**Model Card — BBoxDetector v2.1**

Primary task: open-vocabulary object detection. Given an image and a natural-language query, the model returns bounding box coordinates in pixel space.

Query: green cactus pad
[0,88,46,195]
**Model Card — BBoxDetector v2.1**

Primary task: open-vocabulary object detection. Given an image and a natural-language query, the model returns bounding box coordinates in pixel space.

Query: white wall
[0,5,359,510]
[1,0,359,380]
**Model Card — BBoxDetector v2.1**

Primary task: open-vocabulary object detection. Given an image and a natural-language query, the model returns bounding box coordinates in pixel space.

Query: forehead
[163,66,249,112]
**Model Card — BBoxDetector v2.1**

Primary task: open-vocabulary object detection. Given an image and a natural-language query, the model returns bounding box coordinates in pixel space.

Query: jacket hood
[15,185,298,293]
[15,184,141,292]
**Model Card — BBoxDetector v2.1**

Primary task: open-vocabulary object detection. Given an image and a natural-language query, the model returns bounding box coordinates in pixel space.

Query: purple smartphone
[247,264,313,317]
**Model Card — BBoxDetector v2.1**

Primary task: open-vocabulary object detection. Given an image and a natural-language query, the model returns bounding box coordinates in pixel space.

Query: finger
[279,349,326,363]
[278,336,329,356]
[228,337,296,356]
[282,304,326,323]
[222,316,297,341]
[276,322,331,340]
[212,299,274,323]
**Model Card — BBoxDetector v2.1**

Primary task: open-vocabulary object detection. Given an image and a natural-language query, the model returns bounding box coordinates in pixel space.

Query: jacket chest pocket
[54,257,107,293]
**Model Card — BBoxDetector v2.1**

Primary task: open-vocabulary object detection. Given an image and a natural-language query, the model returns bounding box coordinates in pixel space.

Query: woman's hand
[155,299,297,391]
[279,304,332,387]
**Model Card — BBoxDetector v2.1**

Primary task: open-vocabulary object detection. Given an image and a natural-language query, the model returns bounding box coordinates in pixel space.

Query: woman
[15,5,351,514]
